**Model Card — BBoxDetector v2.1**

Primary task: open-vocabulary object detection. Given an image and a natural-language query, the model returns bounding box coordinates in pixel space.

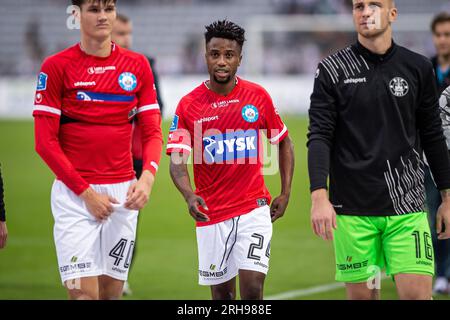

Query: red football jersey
[33,43,162,194]
[166,77,288,226]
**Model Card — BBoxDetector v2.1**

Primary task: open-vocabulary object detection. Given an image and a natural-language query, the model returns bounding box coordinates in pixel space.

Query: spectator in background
[112,13,164,115]
[17,19,45,75]
[425,12,450,295]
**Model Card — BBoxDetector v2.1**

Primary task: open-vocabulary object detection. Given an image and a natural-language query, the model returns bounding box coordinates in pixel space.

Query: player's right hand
[80,187,119,222]
[186,194,210,222]
[310,189,337,241]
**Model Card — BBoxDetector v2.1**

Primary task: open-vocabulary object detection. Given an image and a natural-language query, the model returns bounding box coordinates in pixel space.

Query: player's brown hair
[431,12,450,34]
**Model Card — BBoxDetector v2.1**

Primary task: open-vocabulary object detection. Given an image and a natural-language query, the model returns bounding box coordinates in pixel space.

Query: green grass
[0,117,448,300]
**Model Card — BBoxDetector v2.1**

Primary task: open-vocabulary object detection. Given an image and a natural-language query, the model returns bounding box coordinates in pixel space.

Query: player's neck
[207,77,237,96]
[358,29,393,55]
[80,35,112,58]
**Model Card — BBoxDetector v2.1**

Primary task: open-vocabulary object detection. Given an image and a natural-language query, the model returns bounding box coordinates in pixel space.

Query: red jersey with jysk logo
[33,43,162,195]
[166,77,288,226]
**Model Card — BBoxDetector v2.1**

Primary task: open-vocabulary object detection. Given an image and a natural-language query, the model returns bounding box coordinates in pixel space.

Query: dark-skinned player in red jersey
[167,20,295,300]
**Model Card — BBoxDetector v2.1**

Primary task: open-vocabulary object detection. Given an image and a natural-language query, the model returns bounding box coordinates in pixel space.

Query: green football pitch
[0,116,448,300]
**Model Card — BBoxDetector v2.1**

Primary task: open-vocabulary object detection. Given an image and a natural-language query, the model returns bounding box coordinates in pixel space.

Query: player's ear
[388,6,398,23]
[72,5,81,23]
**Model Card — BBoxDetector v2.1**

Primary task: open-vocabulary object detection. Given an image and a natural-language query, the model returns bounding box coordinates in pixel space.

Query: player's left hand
[270,194,289,223]
[437,199,450,240]
[125,170,155,210]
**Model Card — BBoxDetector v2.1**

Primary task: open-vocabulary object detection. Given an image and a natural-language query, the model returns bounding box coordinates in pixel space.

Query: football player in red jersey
[167,20,295,300]
[33,0,162,300]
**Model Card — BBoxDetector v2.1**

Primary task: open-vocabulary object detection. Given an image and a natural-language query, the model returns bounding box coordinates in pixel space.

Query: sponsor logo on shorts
[254,261,268,269]
[112,266,127,274]
[337,259,368,271]
[60,262,92,273]
[199,267,228,278]
[416,260,433,266]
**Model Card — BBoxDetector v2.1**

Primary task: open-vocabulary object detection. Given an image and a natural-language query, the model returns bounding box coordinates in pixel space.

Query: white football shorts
[196,205,272,286]
[51,179,138,284]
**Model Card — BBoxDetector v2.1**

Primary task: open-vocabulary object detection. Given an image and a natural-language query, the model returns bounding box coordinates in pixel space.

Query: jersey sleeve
[262,90,288,144]
[166,99,192,155]
[418,62,450,190]
[34,115,90,195]
[32,57,64,118]
[307,63,338,192]
[136,55,161,116]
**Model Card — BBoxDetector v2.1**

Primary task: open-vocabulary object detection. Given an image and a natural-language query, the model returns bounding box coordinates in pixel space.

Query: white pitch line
[266,275,389,300]
[266,282,345,300]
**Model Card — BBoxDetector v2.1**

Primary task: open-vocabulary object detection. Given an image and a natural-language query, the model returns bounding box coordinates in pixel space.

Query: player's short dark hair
[431,12,450,33]
[71,0,117,8]
[205,20,246,49]
[116,13,130,24]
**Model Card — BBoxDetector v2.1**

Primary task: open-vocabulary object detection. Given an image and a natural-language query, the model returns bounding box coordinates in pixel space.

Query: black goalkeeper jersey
[307,40,450,216]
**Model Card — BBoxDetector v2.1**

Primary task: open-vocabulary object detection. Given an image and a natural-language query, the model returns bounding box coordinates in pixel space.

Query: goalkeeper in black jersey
[308,0,450,300]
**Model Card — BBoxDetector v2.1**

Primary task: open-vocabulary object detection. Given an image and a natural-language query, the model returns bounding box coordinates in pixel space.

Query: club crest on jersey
[241,105,259,123]
[37,72,48,91]
[169,115,179,132]
[118,72,137,92]
[389,77,409,97]
[203,130,258,164]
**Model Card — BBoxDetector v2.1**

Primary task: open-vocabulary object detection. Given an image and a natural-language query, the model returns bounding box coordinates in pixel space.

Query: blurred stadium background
[0,0,449,299]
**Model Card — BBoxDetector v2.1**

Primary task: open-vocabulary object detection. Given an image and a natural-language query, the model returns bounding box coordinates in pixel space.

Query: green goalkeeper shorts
[333,212,434,283]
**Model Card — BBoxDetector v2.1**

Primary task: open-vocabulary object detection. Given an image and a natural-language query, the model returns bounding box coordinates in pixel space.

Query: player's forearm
[308,139,331,192]
[278,136,294,196]
[169,160,195,201]
[34,116,89,195]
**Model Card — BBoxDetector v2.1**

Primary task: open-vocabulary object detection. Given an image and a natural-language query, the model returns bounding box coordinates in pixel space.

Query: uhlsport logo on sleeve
[37,72,48,91]
[118,72,137,92]
[203,130,258,164]
[242,105,259,123]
